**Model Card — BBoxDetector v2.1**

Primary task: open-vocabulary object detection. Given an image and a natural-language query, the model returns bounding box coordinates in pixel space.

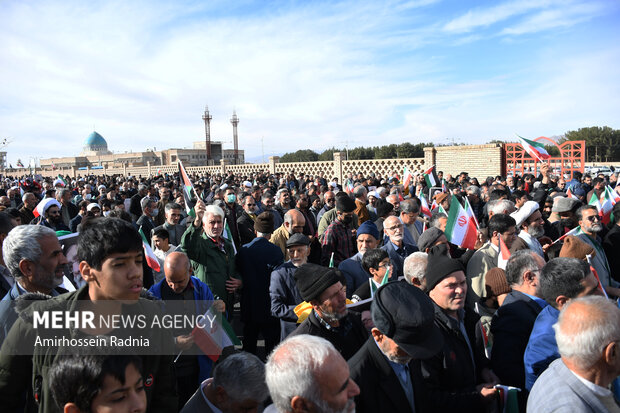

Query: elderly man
[265,335,360,413]
[181,200,242,319]
[575,205,620,296]
[491,250,546,405]
[182,352,268,413]
[18,192,37,225]
[524,257,602,391]
[129,183,148,220]
[316,190,335,224]
[271,209,305,261]
[0,225,69,342]
[321,196,357,267]
[349,281,442,412]
[338,221,380,297]
[289,264,368,360]
[237,212,284,357]
[466,214,517,305]
[352,185,370,224]
[154,186,171,226]
[237,195,259,246]
[35,198,70,231]
[152,202,185,246]
[381,215,418,281]
[509,200,547,257]
[136,197,158,236]
[400,199,424,246]
[422,244,499,412]
[528,296,620,412]
[403,251,428,289]
[149,251,220,409]
[56,188,79,227]
[270,234,311,340]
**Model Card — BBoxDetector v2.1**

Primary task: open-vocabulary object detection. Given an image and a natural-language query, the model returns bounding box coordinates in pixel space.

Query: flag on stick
[423,165,439,188]
[497,234,511,270]
[402,166,413,190]
[139,227,161,272]
[419,193,432,220]
[445,200,477,250]
[551,226,582,244]
[179,161,197,218]
[516,135,551,162]
[192,307,241,362]
[222,219,237,255]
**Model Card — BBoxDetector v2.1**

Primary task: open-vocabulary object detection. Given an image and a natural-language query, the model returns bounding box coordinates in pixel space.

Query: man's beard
[319,305,347,323]
[313,396,356,413]
[49,215,63,224]
[527,224,545,238]
[588,223,603,233]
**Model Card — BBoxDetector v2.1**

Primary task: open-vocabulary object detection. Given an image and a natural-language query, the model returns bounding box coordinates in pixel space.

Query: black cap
[424,243,464,292]
[375,199,394,217]
[286,233,310,248]
[336,195,356,213]
[417,227,444,252]
[372,281,443,359]
[294,263,342,302]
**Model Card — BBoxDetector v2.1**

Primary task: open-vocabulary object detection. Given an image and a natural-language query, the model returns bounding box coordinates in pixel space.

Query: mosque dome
[83,131,108,152]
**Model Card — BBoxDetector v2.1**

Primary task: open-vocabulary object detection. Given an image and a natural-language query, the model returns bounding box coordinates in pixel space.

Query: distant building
[39,131,244,170]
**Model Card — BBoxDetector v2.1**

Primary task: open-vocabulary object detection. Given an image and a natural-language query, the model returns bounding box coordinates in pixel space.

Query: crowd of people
[0,164,618,412]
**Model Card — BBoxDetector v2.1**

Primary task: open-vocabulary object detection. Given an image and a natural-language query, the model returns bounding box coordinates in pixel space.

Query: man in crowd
[338,221,380,297]
[603,203,620,279]
[154,186,171,226]
[524,257,602,390]
[321,195,357,267]
[182,352,268,413]
[56,188,79,227]
[400,199,424,246]
[265,335,360,413]
[316,190,335,224]
[0,213,16,298]
[236,195,259,246]
[289,264,368,360]
[403,251,428,289]
[466,214,517,305]
[271,209,306,261]
[136,197,157,236]
[422,244,499,412]
[262,192,283,231]
[18,192,37,225]
[237,212,284,357]
[528,296,620,412]
[509,201,546,258]
[152,202,185,246]
[270,233,310,340]
[381,215,418,281]
[349,281,442,412]
[181,201,242,319]
[129,183,148,220]
[352,185,370,224]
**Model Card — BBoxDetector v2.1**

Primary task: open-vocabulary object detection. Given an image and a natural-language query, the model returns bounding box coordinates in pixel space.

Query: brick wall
[426,144,504,180]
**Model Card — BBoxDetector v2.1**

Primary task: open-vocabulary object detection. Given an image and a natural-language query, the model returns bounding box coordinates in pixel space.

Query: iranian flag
[178,161,196,218]
[566,188,578,200]
[419,193,432,219]
[497,234,511,270]
[516,135,551,161]
[551,226,582,245]
[423,165,439,188]
[495,385,520,413]
[441,179,448,193]
[192,307,241,362]
[445,200,477,250]
[463,196,480,229]
[606,186,620,204]
[138,227,161,272]
[402,166,413,189]
[222,218,237,255]
[599,190,614,225]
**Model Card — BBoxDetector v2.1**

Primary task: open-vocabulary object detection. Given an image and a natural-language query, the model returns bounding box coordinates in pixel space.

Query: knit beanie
[254,211,274,233]
[424,243,464,292]
[294,263,342,302]
[559,235,595,260]
[485,268,511,297]
[357,220,380,240]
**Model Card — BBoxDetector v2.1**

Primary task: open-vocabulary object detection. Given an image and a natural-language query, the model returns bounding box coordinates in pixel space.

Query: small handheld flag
[139,227,161,272]
[423,165,439,188]
[516,135,551,162]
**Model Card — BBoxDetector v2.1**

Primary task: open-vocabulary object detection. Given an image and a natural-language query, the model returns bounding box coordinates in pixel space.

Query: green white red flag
[589,192,612,225]
[419,193,432,219]
[222,218,237,255]
[497,234,511,270]
[445,200,477,250]
[138,227,161,272]
[463,196,479,229]
[423,165,439,188]
[192,307,241,362]
[178,161,197,218]
[402,166,413,189]
[516,135,551,162]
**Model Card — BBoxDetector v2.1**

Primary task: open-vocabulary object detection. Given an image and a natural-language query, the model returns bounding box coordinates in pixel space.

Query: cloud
[443,0,548,33]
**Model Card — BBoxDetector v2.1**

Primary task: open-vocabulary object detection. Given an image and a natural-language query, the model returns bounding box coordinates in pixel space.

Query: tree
[280,149,319,163]
[564,126,620,162]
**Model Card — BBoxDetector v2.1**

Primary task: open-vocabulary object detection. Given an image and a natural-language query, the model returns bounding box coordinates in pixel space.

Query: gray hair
[403,252,428,285]
[466,185,481,196]
[140,196,154,211]
[400,199,420,214]
[489,199,516,215]
[554,296,620,370]
[3,225,57,279]
[275,188,289,205]
[266,335,339,413]
[55,188,71,199]
[164,202,182,213]
[22,192,35,203]
[430,213,447,229]
[212,352,267,403]
[505,250,541,286]
[352,185,367,199]
[376,187,388,197]
[204,204,225,220]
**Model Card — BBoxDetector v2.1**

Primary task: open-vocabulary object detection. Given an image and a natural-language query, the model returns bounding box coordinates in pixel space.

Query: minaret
[202,105,212,162]
[230,110,240,165]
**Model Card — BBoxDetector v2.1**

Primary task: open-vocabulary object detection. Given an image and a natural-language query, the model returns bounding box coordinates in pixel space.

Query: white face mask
[85,194,92,200]
[103,211,111,217]
[151,208,159,217]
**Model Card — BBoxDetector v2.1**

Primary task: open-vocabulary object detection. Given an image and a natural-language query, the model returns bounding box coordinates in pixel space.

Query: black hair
[0,212,16,235]
[489,189,508,201]
[107,210,133,223]
[50,354,143,412]
[152,228,170,240]
[488,214,516,237]
[538,258,590,307]
[511,190,527,202]
[77,218,142,270]
[3,207,21,221]
[362,248,389,273]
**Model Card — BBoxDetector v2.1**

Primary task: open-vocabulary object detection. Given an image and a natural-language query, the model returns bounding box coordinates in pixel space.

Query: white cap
[510,201,540,227]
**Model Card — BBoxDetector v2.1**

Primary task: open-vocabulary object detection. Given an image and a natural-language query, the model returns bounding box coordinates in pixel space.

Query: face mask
[226,194,236,203]
[151,208,159,217]
[341,215,353,225]
[103,211,111,217]
[85,194,92,200]
[559,218,574,228]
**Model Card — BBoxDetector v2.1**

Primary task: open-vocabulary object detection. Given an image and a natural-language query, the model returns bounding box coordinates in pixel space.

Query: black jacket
[603,224,620,283]
[349,337,432,413]
[236,211,257,246]
[491,290,543,389]
[288,310,368,361]
[420,303,489,412]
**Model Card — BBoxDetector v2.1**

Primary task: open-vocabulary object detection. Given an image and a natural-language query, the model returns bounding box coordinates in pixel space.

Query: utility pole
[202,105,212,164]
[230,110,239,165]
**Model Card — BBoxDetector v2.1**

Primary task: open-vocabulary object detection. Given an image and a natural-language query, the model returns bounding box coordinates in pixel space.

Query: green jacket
[0,286,177,413]
[180,223,240,312]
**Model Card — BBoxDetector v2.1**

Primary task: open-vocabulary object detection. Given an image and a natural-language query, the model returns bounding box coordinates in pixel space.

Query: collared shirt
[321,219,356,267]
[519,231,545,258]
[0,264,14,289]
[313,309,353,336]
[521,292,548,310]
[373,338,415,412]
[200,379,223,413]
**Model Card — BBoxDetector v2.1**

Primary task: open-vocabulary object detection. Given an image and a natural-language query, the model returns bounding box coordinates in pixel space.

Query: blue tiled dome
[84,131,108,150]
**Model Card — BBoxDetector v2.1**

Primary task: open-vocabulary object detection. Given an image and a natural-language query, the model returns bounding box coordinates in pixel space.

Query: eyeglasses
[247,203,256,207]
[585,215,600,222]
[378,261,393,269]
